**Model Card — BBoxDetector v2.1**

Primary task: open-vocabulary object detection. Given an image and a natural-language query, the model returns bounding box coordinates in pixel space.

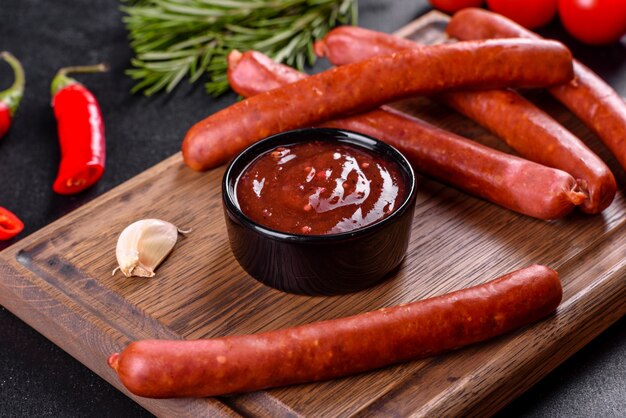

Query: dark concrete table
[1,1,624,416]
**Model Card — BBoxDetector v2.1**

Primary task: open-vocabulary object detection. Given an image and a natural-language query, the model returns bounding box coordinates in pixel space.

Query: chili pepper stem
[0,52,25,116]
[51,63,109,96]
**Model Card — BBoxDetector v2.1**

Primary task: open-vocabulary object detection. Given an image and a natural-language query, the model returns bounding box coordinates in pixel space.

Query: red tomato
[559,0,626,45]
[429,0,484,14]
[487,0,558,29]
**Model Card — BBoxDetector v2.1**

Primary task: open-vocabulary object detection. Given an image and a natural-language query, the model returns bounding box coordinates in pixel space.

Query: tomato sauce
[236,141,407,235]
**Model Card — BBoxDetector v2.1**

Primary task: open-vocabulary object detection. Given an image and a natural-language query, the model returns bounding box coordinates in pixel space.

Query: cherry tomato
[487,0,558,29]
[429,0,484,14]
[558,0,626,45]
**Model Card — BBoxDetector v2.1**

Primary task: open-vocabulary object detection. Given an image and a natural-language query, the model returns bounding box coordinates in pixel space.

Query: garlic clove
[114,219,187,278]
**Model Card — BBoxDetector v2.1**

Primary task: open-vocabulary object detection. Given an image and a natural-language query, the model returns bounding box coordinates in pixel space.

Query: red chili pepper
[0,206,24,241]
[0,52,25,139]
[51,64,107,195]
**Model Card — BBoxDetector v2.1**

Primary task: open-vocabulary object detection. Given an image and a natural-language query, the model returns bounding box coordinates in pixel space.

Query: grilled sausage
[108,265,562,398]
[446,7,626,173]
[314,26,616,214]
[227,50,585,220]
[182,39,574,171]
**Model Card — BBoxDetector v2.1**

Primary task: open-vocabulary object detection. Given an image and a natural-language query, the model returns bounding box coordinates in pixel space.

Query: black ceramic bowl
[222,128,417,296]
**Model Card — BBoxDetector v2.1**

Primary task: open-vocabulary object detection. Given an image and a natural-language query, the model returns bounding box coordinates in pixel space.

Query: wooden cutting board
[1,10,624,418]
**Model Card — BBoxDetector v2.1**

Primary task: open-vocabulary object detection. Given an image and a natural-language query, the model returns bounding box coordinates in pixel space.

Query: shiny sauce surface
[236,141,407,235]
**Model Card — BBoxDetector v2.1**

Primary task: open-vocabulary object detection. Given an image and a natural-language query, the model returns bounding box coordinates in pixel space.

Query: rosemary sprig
[121,0,357,96]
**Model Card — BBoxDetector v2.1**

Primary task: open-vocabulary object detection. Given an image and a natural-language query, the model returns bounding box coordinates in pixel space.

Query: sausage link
[315,26,616,214]
[440,90,616,213]
[182,39,574,171]
[313,25,420,66]
[228,50,584,220]
[447,7,626,173]
[108,265,562,398]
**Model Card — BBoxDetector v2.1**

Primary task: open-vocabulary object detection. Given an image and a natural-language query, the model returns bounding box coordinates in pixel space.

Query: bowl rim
[222,127,417,243]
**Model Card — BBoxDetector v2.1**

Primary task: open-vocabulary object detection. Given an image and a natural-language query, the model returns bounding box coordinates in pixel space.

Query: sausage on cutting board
[227,50,585,220]
[314,26,616,214]
[446,7,626,174]
[182,38,574,171]
[108,265,562,398]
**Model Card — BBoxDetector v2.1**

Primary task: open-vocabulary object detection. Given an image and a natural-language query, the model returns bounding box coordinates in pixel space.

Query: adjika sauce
[236,141,407,235]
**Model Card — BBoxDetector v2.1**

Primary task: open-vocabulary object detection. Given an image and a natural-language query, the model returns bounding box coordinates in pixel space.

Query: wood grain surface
[1,11,625,418]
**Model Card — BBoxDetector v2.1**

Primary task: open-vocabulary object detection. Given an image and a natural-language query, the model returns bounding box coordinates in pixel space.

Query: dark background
[1,0,624,416]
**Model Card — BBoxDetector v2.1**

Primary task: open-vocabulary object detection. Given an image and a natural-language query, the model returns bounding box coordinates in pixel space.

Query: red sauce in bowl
[236,141,408,235]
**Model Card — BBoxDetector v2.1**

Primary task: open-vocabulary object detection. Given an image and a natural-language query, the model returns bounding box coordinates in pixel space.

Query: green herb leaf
[120,0,357,97]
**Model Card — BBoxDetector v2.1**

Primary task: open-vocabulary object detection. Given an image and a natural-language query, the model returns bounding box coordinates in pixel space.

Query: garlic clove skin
[115,219,182,278]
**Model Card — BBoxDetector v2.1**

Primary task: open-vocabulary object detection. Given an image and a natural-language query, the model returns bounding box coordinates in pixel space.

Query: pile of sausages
[108,9,626,399]
[184,8,624,221]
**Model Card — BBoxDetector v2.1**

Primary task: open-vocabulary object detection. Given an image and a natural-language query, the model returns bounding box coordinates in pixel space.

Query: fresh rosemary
[121,0,357,96]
